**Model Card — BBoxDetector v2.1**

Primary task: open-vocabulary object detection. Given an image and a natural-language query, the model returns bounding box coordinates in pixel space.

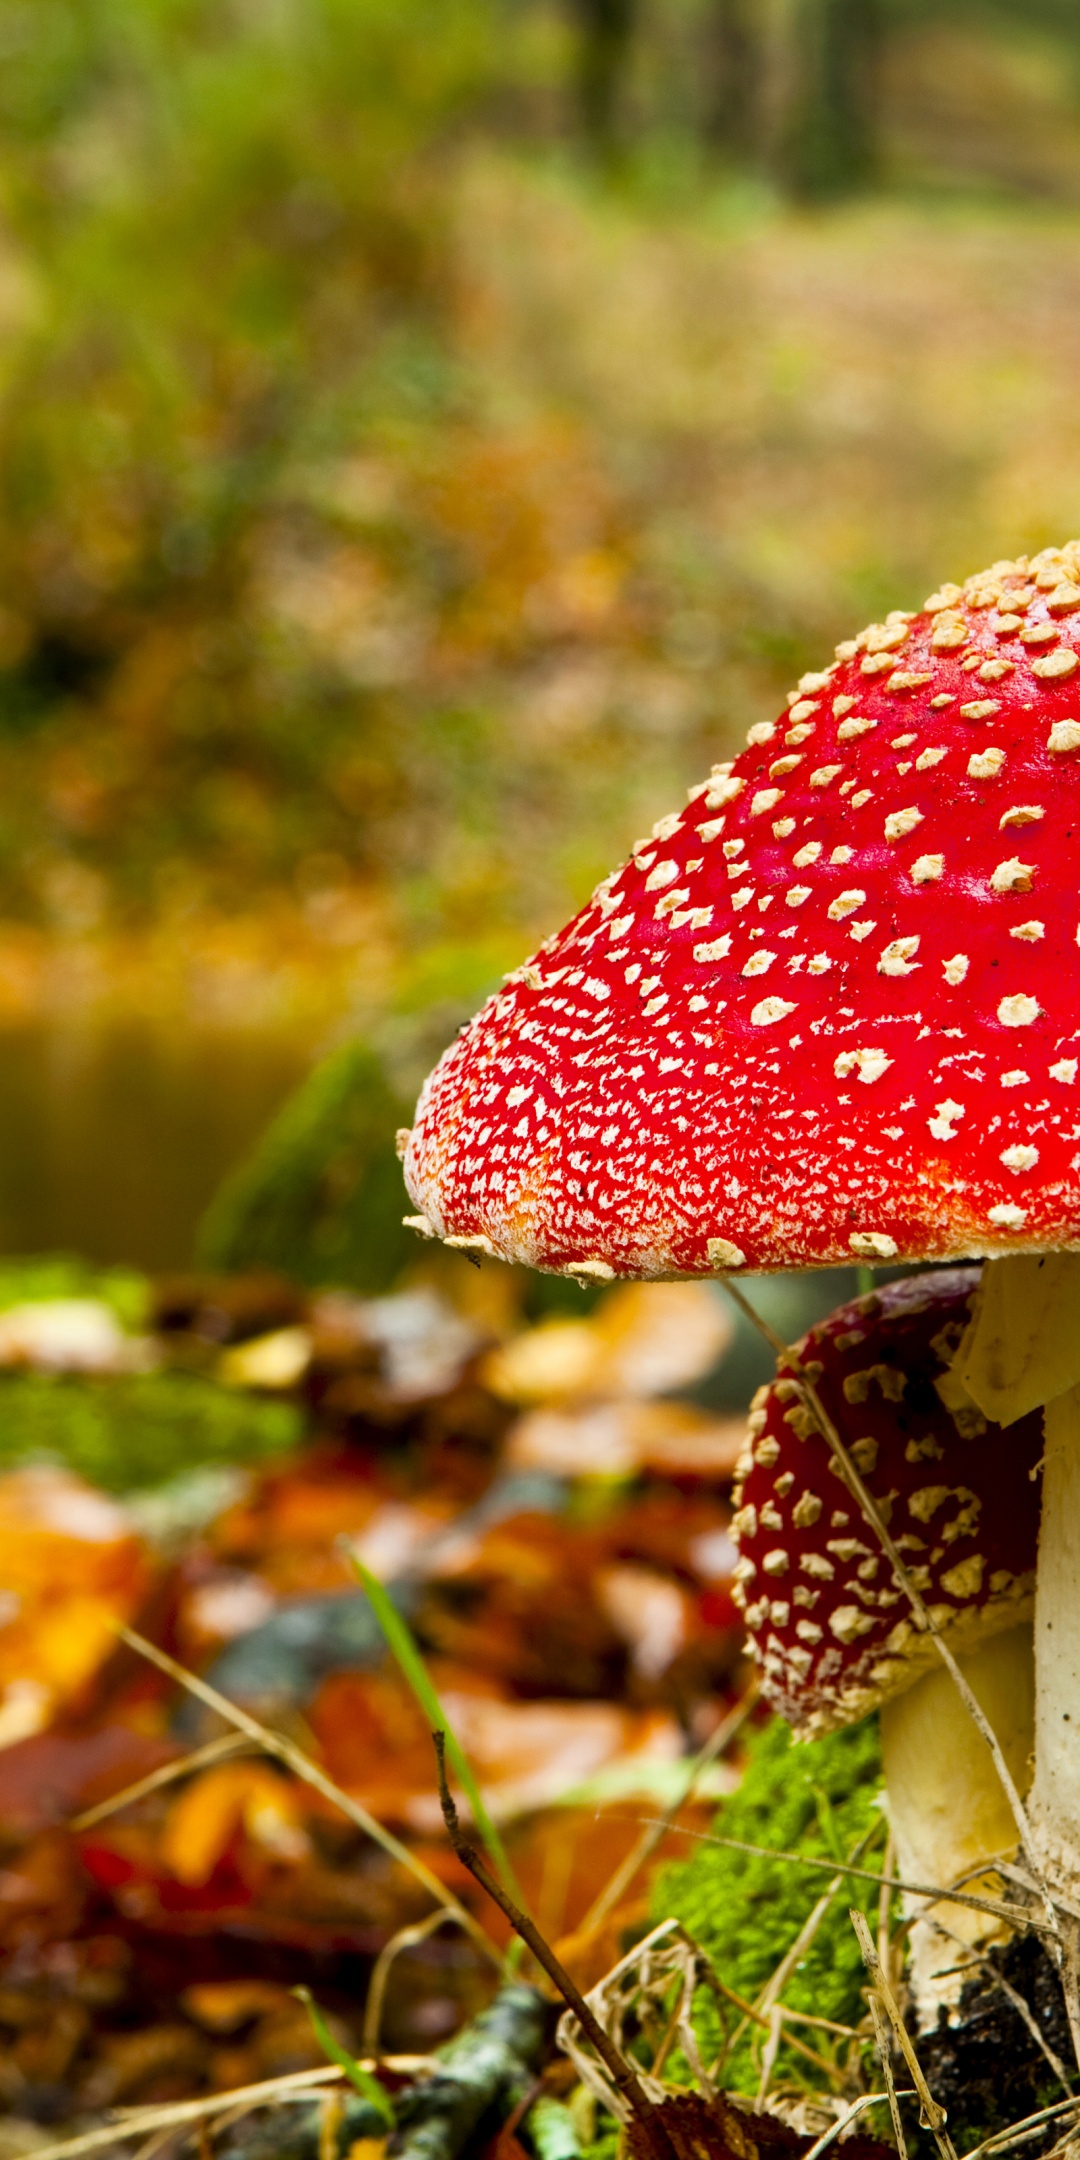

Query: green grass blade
[350,1553,531,1916]
[292,1989,395,2126]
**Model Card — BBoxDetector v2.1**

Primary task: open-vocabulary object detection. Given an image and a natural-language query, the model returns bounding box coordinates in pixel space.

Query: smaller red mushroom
[730,1267,1042,2026]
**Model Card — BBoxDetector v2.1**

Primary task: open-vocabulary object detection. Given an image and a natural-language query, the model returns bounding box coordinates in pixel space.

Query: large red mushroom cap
[404,543,1080,1277]
[730,1270,1041,1737]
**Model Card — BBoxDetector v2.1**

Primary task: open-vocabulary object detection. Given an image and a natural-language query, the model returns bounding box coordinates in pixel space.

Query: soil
[919,1933,1073,2151]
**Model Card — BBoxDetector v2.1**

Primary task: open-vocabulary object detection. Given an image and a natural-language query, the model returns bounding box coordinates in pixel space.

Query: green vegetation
[655,1714,885,2095]
[0,1366,301,1493]
[0,1253,150,1329]
[198,1040,411,1293]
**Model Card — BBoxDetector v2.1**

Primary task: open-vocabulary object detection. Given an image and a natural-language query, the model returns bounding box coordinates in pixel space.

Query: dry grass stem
[573,1682,759,1948]
[802,2091,914,2160]
[868,1991,909,2160]
[21,2061,428,2160]
[70,1734,252,1831]
[362,1909,461,2058]
[962,2096,1080,2160]
[118,1626,503,1970]
[850,1910,956,2160]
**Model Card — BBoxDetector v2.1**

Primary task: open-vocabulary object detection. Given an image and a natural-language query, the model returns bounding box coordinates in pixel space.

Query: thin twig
[962,2096,1080,2160]
[716,1276,1068,2023]
[644,1819,1043,1932]
[432,1730,675,2158]
[20,2062,429,2160]
[70,1734,252,1831]
[573,1683,759,1950]
[868,1992,909,2160]
[850,1910,956,2160]
[363,1909,460,2059]
[118,1626,504,1972]
[802,2091,915,2160]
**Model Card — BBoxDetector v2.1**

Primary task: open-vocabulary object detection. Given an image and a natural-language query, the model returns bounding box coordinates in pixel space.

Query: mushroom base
[880,1623,1034,2030]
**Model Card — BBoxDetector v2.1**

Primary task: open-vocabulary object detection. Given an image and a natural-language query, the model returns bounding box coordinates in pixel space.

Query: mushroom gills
[879,1623,1034,2029]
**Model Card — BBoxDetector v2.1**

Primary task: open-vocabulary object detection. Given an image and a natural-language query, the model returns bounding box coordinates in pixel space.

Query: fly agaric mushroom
[402,538,1080,1895]
[730,1267,1041,2022]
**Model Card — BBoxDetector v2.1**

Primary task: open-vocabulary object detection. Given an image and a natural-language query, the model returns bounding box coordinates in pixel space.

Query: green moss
[197,1041,414,1295]
[653,1714,885,2094]
[0,1368,301,1493]
[0,1254,150,1331]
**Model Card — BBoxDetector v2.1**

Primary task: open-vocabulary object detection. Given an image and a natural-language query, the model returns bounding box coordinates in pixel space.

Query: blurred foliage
[0,1367,301,1492]
[655,1713,884,2094]
[0,1251,149,1327]
[198,1038,413,1292]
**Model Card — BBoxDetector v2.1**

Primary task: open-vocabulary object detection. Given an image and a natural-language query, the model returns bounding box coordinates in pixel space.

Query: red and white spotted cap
[730,1270,1041,1737]
[404,543,1080,1278]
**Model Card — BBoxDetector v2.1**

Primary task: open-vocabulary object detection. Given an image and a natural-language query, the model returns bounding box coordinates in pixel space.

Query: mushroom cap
[405,543,1080,1277]
[730,1269,1041,1739]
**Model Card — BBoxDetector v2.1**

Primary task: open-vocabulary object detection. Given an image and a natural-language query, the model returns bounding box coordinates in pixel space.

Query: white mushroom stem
[1032,1385,1080,1887]
[880,1623,1034,2029]
[956,1252,1080,1892]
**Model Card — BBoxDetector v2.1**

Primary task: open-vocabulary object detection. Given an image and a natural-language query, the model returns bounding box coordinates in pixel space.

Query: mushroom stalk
[880,1623,1034,2028]
[957,1253,1080,1892]
[1032,1386,1080,1886]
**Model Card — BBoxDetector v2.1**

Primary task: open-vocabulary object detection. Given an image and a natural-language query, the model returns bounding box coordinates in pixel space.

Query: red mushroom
[401,539,1080,1893]
[730,1267,1041,2022]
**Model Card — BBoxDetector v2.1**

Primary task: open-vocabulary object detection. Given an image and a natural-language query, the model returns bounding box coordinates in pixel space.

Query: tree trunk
[779,0,880,199]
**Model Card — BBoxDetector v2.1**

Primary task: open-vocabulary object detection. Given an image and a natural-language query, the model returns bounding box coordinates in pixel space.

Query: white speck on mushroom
[787,722,817,744]
[1011,921,1045,941]
[1001,1070,1030,1088]
[928,1099,965,1140]
[911,854,944,885]
[960,699,1002,719]
[944,954,969,984]
[807,954,832,974]
[793,842,822,868]
[969,748,1006,778]
[829,1606,876,1643]
[998,993,1040,1027]
[645,859,680,891]
[786,885,812,909]
[750,997,797,1026]
[707,1237,746,1268]
[851,789,874,808]
[1051,1059,1078,1083]
[828,889,866,919]
[801,1553,835,1580]
[989,1203,1028,1227]
[810,765,844,789]
[742,950,778,977]
[834,1047,893,1085]
[1048,719,1080,753]
[991,859,1036,893]
[849,1231,899,1259]
[892,734,918,749]
[885,807,924,842]
[916,747,947,769]
[773,818,796,838]
[1033,651,1080,681]
[1001,1143,1039,1173]
[771,755,803,777]
[751,789,783,817]
[850,921,877,942]
[762,1549,790,1577]
[879,936,921,976]
[837,716,876,741]
[693,937,732,962]
[747,721,778,746]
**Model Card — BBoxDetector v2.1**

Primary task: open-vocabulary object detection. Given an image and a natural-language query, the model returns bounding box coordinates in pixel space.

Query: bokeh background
[4,0,1080,1267]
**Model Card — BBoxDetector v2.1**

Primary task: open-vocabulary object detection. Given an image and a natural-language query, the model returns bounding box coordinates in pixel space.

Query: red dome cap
[405,545,1080,1277]
[730,1270,1041,1738]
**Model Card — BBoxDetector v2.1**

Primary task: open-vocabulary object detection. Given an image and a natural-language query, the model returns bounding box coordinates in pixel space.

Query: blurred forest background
[3,0,1080,1265]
